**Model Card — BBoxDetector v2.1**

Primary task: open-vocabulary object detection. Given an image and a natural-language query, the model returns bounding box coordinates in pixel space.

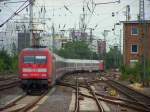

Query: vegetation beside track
[55,40,99,59]
[120,62,150,86]
[0,49,18,75]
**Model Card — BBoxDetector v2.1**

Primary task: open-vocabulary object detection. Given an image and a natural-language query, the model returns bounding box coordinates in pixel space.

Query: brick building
[97,39,106,55]
[122,21,150,66]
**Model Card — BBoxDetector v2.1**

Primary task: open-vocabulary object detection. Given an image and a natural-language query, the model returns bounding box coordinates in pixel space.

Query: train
[19,47,104,92]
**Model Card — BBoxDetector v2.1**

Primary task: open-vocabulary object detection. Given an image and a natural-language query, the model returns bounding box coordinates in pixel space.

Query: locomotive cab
[19,48,53,91]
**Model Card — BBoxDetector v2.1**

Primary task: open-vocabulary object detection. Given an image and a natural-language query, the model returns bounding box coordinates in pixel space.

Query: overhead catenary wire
[93,0,137,30]
[0,0,30,27]
[85,0,138,31]
[95,0,120,5]
[85,0,121,30]
[64,5,72,14]
[3,1,26,4]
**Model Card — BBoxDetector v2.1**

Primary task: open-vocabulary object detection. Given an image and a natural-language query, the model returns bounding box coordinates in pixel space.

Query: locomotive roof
[53,53,65,61]
[22,48,50,52]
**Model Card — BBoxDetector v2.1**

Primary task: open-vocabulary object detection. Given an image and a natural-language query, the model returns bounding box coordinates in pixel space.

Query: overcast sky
[0,0,150,47]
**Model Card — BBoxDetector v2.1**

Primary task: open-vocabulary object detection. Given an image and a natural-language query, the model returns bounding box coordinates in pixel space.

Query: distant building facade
[40,33,71,50]
[122,21,150,66]
[97,39,106,55]
[0,22,18,55]
[18,32,30,52]
[70,30,88,41]
[0,31,17,55]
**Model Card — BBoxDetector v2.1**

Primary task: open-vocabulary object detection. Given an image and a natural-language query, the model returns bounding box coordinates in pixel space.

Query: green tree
[10,54,18,73]
[0,58,5,72]
[56,41,98,59]
[0,49,18,74]
[0,49,11,71]
[105,46,122,69]
[120,62,142,82]
[12,42,17,56]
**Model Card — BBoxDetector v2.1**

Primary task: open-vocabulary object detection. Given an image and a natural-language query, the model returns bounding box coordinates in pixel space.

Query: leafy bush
[10,54,18,73]
[56,41,98,59]
[0,50,18,74]
[0,58,5,72]
[120,63,142,82]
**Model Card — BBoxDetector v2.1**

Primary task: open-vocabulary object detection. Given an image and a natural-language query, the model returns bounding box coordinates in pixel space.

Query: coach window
[131,27,139,35]
[131,44,138,54]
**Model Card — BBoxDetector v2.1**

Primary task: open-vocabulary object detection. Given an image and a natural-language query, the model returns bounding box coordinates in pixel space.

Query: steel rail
[0,94,27,111]
[0,80,20,91]
[0,90,48,112]
[80,79,104,85]
[20,91,48,112]
[58,81,150,109]
[95,92,150,110]
[79,93,150,112]
[57,81,86,89]
[74,78,79,112]
[58,79,150,112]
[0,76,17,81]
[106,78,150,105]
[85,80,104,112]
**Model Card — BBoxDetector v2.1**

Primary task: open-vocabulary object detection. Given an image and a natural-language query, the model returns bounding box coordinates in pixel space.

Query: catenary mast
[29,0,34,46]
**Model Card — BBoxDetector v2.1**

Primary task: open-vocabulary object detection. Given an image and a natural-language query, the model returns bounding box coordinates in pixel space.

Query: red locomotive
[19,47,104,92]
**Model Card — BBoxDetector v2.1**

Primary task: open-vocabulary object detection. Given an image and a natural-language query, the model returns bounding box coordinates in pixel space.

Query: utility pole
[119,29,122,66]
[79,3,87,40]
[89,28,93,42]
[102,30,109,69]
[51,23,55,52]
[126,5,130,21]
[89,28,93,60]
[139,0,147,85]
[29,0,34,46]
[139,0,145,20]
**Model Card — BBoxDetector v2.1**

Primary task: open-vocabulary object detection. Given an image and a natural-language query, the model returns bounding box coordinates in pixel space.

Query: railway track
[0,75,20,90]
[0,79,20,91]
[85,80,105,112]
[72,78,105,112]
[57,73,150,112]
[2,72,149,112]
[105,78,150,106]
[74,78,80,112]
[0,75,17,81]
[0,90,48,112]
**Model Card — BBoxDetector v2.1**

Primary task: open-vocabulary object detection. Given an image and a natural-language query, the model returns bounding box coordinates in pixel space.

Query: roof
[22,47,50,52]
[53,53,65,61]
[65,59,100,64]
[120,20,150,24]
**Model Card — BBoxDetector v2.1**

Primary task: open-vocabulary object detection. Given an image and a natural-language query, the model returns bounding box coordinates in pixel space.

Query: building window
[131,27,139,35]
[131,44,138,53]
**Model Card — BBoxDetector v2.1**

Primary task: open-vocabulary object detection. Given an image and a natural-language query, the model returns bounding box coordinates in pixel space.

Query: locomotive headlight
[22,74,28,77]
[37,68,47,72]
[41,74,47,77]
[22,68,32,72]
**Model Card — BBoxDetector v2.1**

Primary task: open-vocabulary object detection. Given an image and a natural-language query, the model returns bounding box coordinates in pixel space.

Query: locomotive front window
[35,56,47,64]
[24,56,34,64]
[23,56,47,64]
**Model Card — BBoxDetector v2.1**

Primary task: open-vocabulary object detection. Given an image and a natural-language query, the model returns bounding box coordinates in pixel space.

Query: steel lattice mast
[29,0,34,46]
[139,0,145,20]
[139,0,147,84]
